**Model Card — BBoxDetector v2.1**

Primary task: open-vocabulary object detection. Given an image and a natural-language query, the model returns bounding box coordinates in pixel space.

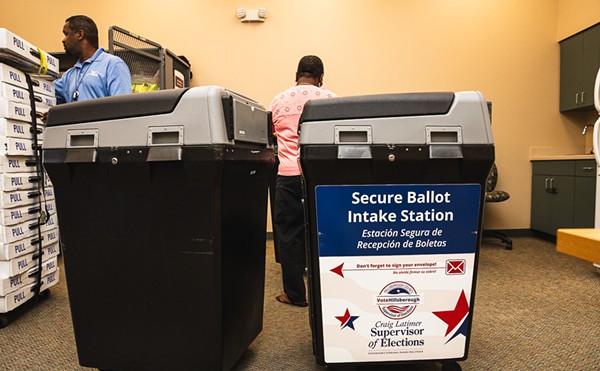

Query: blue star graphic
[446,313,470,343]
[343,315,359,330]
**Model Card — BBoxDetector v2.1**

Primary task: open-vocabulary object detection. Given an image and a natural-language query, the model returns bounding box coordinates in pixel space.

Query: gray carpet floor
[0,236,598,370]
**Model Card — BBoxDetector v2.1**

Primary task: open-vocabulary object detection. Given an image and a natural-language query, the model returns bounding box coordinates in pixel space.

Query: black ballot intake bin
[299,91,494,369]
[42,86,274,371]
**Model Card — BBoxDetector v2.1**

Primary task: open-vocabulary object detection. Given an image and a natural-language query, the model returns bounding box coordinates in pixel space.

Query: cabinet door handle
[581,166,594,171]
[576,93,580,105]
[545,177,549,191]
[581,91,585,104]
[546,177,557,193]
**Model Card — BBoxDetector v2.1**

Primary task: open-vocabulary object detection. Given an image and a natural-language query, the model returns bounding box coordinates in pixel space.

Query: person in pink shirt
[270,55,337,307]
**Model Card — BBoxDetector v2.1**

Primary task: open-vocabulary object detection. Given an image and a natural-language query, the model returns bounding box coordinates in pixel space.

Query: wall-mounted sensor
[236,7,268,23]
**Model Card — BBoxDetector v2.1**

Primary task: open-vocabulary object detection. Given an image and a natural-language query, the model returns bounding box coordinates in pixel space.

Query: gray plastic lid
[300,92,454,123]
[46,88,190,127]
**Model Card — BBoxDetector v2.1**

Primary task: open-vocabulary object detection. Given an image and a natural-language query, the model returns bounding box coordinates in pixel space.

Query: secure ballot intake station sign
[314,183,481,363]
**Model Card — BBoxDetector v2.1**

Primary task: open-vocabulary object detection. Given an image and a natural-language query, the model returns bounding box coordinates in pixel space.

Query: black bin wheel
[441,361,462,371]
[38,289,51,300]
[0,314,8,329]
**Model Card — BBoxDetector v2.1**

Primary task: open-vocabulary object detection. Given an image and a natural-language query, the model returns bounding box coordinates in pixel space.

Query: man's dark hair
[66,15,99,49]
[296,55,324,79]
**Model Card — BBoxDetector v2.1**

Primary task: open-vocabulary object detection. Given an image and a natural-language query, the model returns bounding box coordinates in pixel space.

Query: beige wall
[558,0,600,40]
[2,0,599,230]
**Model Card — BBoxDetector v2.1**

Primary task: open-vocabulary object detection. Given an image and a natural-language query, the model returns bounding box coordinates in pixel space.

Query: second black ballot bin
[299,92,494,368]
[42,86,274,371]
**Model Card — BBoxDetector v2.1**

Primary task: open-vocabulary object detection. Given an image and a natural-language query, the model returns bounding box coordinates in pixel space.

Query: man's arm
[53,75,67,104]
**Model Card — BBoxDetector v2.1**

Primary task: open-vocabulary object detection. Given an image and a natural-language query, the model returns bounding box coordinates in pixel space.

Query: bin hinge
[337,145,372,159]
[429,145,463,159]
[147,146,182,162]
[65,149,97,163]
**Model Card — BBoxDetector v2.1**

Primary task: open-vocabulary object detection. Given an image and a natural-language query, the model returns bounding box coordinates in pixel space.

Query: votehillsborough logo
[376,281,421,319]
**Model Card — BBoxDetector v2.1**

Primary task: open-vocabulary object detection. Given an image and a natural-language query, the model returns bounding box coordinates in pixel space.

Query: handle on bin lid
[334,126,372,144]
[67,129,98,148]
[147,126,183,146]
[426,126,463,145]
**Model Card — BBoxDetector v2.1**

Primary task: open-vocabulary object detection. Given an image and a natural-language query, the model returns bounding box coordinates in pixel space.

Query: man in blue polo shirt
[54,15,131,104]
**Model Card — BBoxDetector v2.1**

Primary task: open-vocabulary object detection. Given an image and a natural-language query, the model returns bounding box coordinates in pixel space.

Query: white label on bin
[315,184,480,363]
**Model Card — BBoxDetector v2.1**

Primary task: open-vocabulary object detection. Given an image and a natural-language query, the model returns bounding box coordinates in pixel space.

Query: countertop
[529,147,595,161]
[530,154,595,161]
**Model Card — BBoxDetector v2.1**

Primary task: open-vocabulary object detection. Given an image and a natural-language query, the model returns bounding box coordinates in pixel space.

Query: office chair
[483,163,513,250]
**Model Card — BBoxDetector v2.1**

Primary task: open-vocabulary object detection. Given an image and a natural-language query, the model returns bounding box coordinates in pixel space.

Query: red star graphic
[335,308,351,325]
[330,263,344,278]
[432,290,470,336]
[335,308,359,330]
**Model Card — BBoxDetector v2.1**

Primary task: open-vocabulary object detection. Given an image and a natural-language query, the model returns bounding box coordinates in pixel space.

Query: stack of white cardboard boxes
[0,29,60,317]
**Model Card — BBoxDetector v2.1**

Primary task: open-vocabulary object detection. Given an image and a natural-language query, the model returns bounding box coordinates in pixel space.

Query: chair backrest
[486,163,498,193]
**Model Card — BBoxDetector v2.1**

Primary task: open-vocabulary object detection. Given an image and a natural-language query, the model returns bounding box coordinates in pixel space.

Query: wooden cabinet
[531,160,596,236]
[559,23,600,112]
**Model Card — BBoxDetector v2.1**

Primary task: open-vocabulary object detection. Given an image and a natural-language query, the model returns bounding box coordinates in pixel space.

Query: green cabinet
[559,23,600,112]
[531,160,596,236]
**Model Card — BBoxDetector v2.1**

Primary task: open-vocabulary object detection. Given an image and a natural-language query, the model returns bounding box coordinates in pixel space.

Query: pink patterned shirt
[269,85,336,176]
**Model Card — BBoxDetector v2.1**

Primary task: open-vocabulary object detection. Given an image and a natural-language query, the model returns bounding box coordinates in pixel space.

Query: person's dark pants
[274,175,306,303]
[269,155,280,262]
